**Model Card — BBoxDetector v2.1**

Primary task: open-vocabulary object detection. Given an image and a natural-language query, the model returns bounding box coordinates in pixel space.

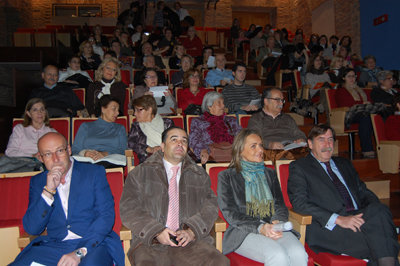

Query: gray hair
[143,54,155,64]
[201,91,223,113]
[376,70,393,82]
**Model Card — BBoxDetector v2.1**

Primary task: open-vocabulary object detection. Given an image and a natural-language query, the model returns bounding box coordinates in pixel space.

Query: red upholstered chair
[105,168,132,266]
[238,114,251,128]
[325,88,358,160]
[168,69,180,84]
[13,117,70,144]
[120,69,132,87]
[86,69,95,80]
[277,160,367,266]
[185,115,200,134]
[0,173,37,265]
[124,87,131,116]
[370,114,400,173]
[205,162,314,265]
[72,88,85,106]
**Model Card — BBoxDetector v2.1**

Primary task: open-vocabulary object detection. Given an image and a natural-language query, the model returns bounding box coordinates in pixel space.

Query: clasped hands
[156,227,195,247]
[335,213,365,232]
[259,220,283,240]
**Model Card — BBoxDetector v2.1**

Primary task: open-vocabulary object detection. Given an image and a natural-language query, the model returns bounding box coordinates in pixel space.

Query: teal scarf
[240,160,275,218]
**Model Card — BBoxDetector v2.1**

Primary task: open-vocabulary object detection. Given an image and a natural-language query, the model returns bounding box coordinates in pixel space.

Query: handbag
[208,142,232,162]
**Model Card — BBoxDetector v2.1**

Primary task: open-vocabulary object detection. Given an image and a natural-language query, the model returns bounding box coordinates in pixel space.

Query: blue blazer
[22,161,124,265]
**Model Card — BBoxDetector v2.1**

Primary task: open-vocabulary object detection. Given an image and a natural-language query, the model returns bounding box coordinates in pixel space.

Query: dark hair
[310,45,324,56]
[130,1,139,9]
[161,126,187,143]
[110,39,121,47]
[318,35,328,49]
[104,50,117,58]
[157,1,165,10]
[98,94,121,108]
[182,68,203,88]
[232,62,247,72]
[295,43,306,54]
[68,55,80,63]
[23,98,50,127]
[281,28,289,40]
[261,87,281,107]
[202,46,214,55]
[141,68,158,85]
[307,54,325,74]
[363,55,376,64]
[308,124,336,141]
[329,35,339,41]
[339,35,352,48]
[339,67,356,87]
[132,95,157,116]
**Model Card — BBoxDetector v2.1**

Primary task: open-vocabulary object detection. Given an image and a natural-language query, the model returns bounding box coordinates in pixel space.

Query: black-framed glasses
[267,98,286,104]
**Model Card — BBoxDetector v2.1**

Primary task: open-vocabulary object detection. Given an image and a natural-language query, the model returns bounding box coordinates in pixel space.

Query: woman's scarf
[98,78,115,99]
[240,160,275,218]
[203,112,234,144]
[139,114,164,147]
[345,85,368,102]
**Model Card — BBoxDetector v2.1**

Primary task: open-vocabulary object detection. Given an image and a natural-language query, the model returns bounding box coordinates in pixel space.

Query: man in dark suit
[30,65,84,117]
[10,132,124,266]
[288,124,399,266]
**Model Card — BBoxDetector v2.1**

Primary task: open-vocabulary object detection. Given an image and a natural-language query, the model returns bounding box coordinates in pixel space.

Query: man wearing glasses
[248,87,306,149]
[10,132,124,266]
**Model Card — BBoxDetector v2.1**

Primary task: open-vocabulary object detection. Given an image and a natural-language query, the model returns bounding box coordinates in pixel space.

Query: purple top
[189,114,241,159]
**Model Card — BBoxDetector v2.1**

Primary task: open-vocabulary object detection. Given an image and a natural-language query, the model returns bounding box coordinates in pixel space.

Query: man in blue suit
[11,132,124,266]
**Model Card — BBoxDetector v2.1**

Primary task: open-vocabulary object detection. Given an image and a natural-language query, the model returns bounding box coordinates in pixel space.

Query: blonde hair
[79,40,93,56]
[229,129,263,172]
[330,55,344,70]
[95,57,122,82]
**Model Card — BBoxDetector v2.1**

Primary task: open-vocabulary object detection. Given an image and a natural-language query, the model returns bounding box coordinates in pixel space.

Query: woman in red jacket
[335,68,375,158]
[178,68,209,114]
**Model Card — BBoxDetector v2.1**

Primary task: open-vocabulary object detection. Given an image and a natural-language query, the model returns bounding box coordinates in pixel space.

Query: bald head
[42,65,59,87]
[38,132,71,176]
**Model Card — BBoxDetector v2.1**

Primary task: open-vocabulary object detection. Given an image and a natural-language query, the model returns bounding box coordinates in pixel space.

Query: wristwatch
[75,248,85,260]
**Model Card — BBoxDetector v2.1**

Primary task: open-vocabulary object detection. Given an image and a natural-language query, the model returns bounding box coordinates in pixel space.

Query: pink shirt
[5,124,57,157]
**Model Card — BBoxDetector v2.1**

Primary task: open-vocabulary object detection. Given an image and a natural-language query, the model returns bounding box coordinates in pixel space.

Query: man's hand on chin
[57,251,80,266]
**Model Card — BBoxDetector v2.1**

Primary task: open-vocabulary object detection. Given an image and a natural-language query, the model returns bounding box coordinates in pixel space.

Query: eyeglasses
[189,75,200,79]
[30,107,46,113]
[134,107,145,113]
[346,75,357,79]
[40,147,68,159]
[105,66,117,72]
[267,98,286,104]
[385,77,394,81]
[145,75,157,79]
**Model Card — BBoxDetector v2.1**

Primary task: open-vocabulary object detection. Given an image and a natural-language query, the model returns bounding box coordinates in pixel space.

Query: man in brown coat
[120,126,229,265]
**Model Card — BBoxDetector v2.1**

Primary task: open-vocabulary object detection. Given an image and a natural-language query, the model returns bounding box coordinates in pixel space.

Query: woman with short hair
[189,91,241,164]
[127,95,174,164]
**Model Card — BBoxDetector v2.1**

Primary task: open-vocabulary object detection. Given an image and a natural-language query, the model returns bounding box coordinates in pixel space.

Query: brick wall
[0,0,361,55]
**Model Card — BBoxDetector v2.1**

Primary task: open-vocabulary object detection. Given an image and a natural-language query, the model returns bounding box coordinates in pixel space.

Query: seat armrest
[214,216,227,233]
[329,108,347,133]
[120,225,132,241]
[289,209,312,246]
[18,231,46,248]
[211,217,226,253]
